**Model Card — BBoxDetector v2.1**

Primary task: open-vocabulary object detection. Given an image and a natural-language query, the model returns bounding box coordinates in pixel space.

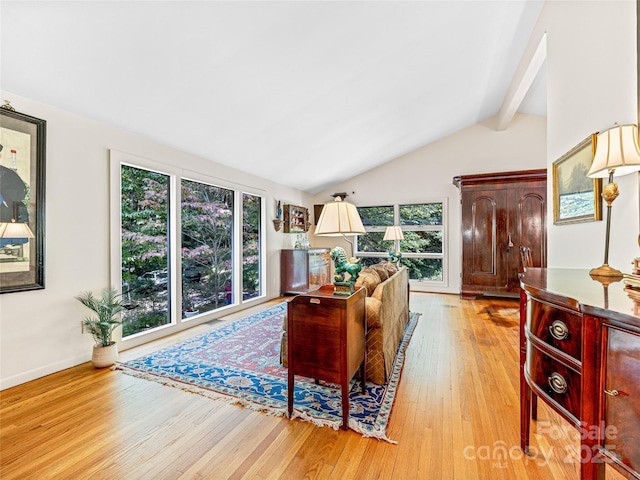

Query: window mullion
[169,173,180,326]
[233,190,242,304]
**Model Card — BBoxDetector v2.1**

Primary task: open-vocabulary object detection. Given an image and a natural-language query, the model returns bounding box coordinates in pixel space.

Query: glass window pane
[357,206,394,227]
[181,179,234,318]
[402,258,443,282]
[400,231,443,254]
[242,193,261,301]
[400,203,443,226]
[121,165,170,337]
[357,232,386,253]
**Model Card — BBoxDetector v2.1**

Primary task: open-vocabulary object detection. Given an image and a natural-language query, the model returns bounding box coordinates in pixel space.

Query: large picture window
[113,152,265,342]
[120,165,171,337]
[181,179,234,318]
[242,193,262,301]
[356,201,446,285]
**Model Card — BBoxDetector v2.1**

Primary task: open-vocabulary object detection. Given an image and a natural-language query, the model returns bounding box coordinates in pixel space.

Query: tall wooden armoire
[453,169,547,299]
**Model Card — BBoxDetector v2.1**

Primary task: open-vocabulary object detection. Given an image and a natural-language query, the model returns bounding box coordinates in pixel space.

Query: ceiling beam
[497,8,548,131]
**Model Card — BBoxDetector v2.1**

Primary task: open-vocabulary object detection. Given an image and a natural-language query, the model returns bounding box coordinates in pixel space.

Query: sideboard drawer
[526,344,581,421]
[527,298,582,361]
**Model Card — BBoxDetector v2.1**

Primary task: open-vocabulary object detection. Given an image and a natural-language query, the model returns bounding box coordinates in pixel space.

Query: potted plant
[76,288,124,368]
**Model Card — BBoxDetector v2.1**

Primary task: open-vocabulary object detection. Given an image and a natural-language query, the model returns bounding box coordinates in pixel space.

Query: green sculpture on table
[330,246,362,295]
[388,248,402,267]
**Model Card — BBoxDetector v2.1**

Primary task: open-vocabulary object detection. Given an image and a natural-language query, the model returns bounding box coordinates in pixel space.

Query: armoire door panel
[461,191,507,290]
[471,196,497,274]
[509,188,547,287]
[454,169,547,298]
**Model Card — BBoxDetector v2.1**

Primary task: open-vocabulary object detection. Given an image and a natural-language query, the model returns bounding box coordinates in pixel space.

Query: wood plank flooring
[0,293,627,479]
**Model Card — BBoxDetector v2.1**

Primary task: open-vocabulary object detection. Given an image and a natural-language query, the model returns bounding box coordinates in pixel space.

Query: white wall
[312,1,640,292]
[0,92,311,390]
[311,113,547,294]
[544,0,639,270]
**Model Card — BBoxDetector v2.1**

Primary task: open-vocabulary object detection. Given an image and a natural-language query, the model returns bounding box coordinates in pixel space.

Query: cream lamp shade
[314,197,365,236]
[383,226,404,241]
[586,123,640,278]
[0,222,34,239]
[588,124,640,178]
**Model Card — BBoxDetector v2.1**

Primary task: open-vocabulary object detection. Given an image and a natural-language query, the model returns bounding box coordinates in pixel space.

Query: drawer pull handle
[548,372,568,394]
[604,389,619,396]
[549,320,569,340]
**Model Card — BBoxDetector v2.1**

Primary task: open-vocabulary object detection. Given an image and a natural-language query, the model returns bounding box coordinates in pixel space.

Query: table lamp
[384,226,404,266]
[314,196,366,294]
[0,221,34,258]
[587,123,640,278]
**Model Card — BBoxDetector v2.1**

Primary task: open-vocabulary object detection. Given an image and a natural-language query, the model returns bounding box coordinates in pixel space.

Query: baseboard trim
[0,353,90,391]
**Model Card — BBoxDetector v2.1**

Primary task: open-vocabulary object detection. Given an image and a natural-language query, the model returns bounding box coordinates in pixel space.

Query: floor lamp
[587,124,640,278]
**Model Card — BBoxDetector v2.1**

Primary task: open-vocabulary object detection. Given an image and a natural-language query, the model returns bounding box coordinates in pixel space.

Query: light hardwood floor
[0,293,627,479]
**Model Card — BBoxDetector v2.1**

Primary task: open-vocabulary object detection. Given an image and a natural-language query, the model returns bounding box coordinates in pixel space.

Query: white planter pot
[92,342,118,368]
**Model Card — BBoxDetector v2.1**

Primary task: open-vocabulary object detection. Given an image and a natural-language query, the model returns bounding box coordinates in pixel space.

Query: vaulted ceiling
[1,1,546,193]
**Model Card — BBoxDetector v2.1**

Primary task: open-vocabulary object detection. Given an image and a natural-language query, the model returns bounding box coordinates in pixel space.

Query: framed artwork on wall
[314,204,324,225]
[0,104,46,293]
[552,134,602,225]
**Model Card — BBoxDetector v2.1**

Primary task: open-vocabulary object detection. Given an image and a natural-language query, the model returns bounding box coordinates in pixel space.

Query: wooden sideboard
[280,248,331,295]
[520,268,640,480]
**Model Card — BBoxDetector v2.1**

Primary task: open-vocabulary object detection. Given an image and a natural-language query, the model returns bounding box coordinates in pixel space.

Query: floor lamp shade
[314,197,365,236]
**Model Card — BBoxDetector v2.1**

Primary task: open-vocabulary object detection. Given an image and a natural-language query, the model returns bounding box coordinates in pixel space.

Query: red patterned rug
[116,302,419,442]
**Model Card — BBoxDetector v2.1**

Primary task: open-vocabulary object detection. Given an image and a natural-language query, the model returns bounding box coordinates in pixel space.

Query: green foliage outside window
[242,193,261,301]
[357,231,386,253]
[357,206,394,227]
[401,258,443,281]
[181,179,234,316]
[400,231,443,254]
[400,203,442,225]
[121,165,171,337]
[120,166,264,337]
[355,202,445,283]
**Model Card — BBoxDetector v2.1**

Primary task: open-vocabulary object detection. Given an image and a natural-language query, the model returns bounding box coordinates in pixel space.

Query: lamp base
[590,264,623,279]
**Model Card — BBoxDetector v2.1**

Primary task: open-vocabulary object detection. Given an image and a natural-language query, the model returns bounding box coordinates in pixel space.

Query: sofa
[356,263,410,385]
[280,262,410,385]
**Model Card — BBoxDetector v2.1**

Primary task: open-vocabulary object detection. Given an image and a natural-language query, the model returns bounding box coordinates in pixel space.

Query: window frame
[355,199,448,290]
[110,150,266,349]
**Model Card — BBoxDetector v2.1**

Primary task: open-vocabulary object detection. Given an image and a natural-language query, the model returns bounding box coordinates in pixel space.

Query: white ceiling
[1,1,546,194]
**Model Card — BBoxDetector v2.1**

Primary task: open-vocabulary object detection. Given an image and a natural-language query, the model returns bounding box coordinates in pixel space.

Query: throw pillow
[365,296,382,328]
[355,267,381,296]
[378,261,398,277]
[370,263,389,281]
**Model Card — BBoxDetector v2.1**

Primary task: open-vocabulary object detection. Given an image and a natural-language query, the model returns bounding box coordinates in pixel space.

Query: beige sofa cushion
[355,267,382,297]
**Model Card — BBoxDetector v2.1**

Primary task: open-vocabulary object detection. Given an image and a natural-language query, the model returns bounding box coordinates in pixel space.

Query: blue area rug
[116,302,419,442]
